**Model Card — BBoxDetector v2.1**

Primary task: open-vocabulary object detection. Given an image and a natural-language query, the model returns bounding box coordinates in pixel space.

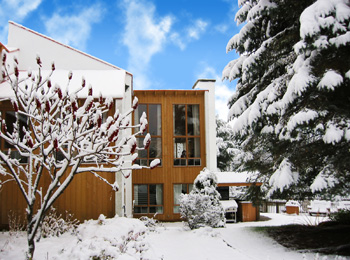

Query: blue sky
[0,0,241,120]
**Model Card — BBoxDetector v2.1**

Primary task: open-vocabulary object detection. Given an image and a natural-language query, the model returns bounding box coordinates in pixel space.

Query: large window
[173,104,200,166]
[173,184,193,213]
[134,104,162,166]
[134,184,163,214]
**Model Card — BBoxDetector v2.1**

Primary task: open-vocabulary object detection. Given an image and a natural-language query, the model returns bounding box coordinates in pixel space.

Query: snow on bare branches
[0,54,158,259]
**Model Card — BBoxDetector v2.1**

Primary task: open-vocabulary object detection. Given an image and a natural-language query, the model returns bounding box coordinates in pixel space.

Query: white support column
[114,73,133,218]
[192,79,217,171]
[123,74,133,218]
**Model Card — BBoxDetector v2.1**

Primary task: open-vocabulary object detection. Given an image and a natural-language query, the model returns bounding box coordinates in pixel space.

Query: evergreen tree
[216,117,249,171]
[223,0,350,200]
[180,168,225,229]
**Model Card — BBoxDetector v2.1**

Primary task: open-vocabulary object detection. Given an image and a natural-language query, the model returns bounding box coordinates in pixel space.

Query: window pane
[174,184,189,205]
[174,138,186,158]
[134,104,148,135]
[149,137,162,158]
[173,105,185,135]
[134,185,148,205]
[174,159,186,166]
[10,151,28,163]
[187,105,200,136]
[150,206,163,214]
[188,159,201,166]
[134,104,147,135]
[174,184,192,213]
[136,138,147,158]
[134,207,148,214]
[188,138,200,158]
[149,105,161,136]
[136,159,148,166]
[173,184,182,205]
[5,112,27,148]
[149,184,163,205]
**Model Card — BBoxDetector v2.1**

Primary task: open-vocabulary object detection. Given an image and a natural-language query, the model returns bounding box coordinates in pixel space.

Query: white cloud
[170,19,209,50]
[0,0,42,43]
[187,19,208,40]
[44,4,103,51]
[120,0,210,89]
[120,0,174,89]
[215,24,229,34]
[197,65,235,121]
[170,32,186,50]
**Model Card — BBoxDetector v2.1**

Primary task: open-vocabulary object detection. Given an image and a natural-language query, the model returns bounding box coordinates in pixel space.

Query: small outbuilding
[285,200,300,215]
[220,200,238,222]
[215,172,262,222]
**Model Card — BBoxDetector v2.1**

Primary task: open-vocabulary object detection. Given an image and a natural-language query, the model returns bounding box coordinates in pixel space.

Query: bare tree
[0,53,159,259]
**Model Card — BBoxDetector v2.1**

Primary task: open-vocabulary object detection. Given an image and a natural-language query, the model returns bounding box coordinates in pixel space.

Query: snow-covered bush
[139,215,163,232]
[56,217,149,259]
[180,168,225,229]
[97,214,106,225]
[8,210,26,237]
[40,208,79,238]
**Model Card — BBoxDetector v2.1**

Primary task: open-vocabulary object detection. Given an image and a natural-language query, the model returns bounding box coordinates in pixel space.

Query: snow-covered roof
[0,69,126,99]
[7,21,130,74]
[220,200,238,211]
[215,171,261,186]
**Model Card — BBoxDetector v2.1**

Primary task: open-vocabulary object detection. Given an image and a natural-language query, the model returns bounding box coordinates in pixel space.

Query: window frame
[133,184,164,215]
[173,104,201,167]
[134,103,162,167]
[0,104,29,164]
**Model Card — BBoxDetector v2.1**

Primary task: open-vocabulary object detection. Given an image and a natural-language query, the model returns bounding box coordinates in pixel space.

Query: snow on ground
[0,213,348,260]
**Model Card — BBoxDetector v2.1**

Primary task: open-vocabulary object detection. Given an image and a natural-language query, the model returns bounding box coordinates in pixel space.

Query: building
[0,22,217,226]
[131,82,216,221]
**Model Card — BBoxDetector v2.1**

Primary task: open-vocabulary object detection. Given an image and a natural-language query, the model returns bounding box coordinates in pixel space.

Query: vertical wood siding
[0,170,115,229]
[133,90,207,221]
[0,99,116,228]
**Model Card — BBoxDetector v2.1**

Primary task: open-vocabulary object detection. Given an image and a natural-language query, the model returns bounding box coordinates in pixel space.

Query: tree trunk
[26,237,35,260]
[26,205,35,260]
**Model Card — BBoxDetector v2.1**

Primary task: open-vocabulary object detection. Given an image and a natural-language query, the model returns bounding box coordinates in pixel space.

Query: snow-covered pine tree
[223,0,350,200]
[0,54,159,260]
[216,117,248,171]
[180,168,225,229]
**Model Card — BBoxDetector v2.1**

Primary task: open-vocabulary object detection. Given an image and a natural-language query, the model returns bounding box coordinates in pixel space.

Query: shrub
[139,215,163,232]
[8,210,26,236]
[40,208,79,239]
[180,168,225,229]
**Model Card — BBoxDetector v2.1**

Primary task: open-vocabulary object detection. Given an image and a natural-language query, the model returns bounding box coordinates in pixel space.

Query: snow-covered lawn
[0,213,348,259]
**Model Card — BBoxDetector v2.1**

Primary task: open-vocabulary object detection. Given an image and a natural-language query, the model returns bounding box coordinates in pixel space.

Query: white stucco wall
[192,79,217,171]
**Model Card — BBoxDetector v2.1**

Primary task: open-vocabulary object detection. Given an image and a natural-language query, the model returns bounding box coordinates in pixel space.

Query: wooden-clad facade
[132,90,207,221]
[0,22,218,226]
[0,171,115,229]
[0,99,116,229]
